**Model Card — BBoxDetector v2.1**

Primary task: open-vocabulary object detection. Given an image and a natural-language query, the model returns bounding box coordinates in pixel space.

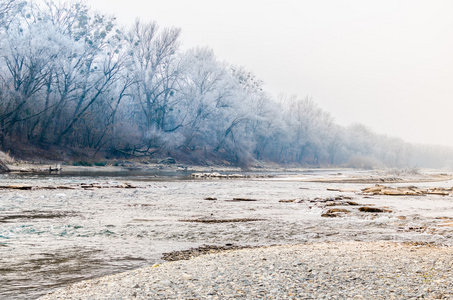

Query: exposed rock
[309,197,336,203]
[0,185,32,190]
[361,185,426,196]
[321,208,350,218]
[81,183,136,189]
[0,183,137,190]
[279,197,357,208]
[54,186,76,190]
[127,204,155,208]
[190,172,246,179]
[325,202,343,206]
[278,199,298,203]
[179,218,265,223]
[204,197,217,200]
[161,244,258,261]
[0,210,73,223]
[190,172,273,179]
[227,198,258,202]
[431,187,453,192]
[327,188,358,193]
[359,206,392,213]
[326,208,350,214]
[426,190,450,196]
[191,172,228,178]
[361,184,453,196]
[321,213,340,218]
[228,174,245,178]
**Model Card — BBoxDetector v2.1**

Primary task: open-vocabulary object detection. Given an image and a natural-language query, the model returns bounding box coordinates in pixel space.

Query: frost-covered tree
[0,0,26,28]
[0,0,130,149]
[0,0,451,168]
[126,20,181,131]
[0,11,72,142]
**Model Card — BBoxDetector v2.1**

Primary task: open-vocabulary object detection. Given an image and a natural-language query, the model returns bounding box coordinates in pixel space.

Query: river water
[1,169,453,299]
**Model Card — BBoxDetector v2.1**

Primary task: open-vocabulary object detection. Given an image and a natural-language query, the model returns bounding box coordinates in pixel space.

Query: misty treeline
[0,0,451,168]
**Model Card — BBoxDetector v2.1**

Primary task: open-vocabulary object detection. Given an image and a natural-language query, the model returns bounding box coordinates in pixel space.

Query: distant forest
[0,0,452,168]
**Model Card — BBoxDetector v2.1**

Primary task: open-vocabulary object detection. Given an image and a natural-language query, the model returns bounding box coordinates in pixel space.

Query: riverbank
[5,159,453,183]
[39,241,453,299]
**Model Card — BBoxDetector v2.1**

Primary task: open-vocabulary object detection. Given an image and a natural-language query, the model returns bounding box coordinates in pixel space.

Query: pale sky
[89,0,453,147]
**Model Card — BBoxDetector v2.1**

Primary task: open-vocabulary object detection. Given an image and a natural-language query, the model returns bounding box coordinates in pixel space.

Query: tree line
[0,0,451,168]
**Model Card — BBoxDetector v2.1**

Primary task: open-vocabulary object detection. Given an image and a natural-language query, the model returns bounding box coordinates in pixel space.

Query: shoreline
[39,241,453,299]
[5,161,337,173]
[5,162,452,184]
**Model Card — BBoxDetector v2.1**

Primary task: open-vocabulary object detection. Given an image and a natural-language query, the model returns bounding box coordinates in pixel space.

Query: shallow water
[1,170,453,299]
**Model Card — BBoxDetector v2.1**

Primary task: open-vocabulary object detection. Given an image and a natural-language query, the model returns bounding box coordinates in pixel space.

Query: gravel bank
[40,241,453,299]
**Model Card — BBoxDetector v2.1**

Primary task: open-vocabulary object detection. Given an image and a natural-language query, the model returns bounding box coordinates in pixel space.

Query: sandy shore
[40,241,453,299]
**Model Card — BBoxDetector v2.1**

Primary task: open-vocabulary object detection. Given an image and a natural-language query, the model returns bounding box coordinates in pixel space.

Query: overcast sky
[89,0,453,147]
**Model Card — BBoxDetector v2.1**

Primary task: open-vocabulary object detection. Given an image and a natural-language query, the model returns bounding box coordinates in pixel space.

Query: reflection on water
[1,170,453,299]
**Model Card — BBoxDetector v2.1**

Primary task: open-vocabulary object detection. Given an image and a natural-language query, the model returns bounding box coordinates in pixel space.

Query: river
[1,169,453,299]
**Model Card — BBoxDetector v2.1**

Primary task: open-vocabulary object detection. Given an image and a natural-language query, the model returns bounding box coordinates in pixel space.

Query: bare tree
[127,20,181,131]
[0,0,25,28]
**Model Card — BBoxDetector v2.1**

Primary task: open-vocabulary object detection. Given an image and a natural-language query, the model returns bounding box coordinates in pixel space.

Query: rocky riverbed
[39,242,453,299]
[1,169,453,299]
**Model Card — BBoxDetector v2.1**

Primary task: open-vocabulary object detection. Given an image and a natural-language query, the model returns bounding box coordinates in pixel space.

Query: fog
[0,0,452,168]
[89,0,453,147]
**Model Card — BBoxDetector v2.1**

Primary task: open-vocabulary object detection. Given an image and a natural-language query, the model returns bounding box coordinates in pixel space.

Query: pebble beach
[40,241,453,299]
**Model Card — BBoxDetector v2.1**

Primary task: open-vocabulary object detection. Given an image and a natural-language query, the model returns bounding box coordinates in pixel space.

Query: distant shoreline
[6,162,452,184]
